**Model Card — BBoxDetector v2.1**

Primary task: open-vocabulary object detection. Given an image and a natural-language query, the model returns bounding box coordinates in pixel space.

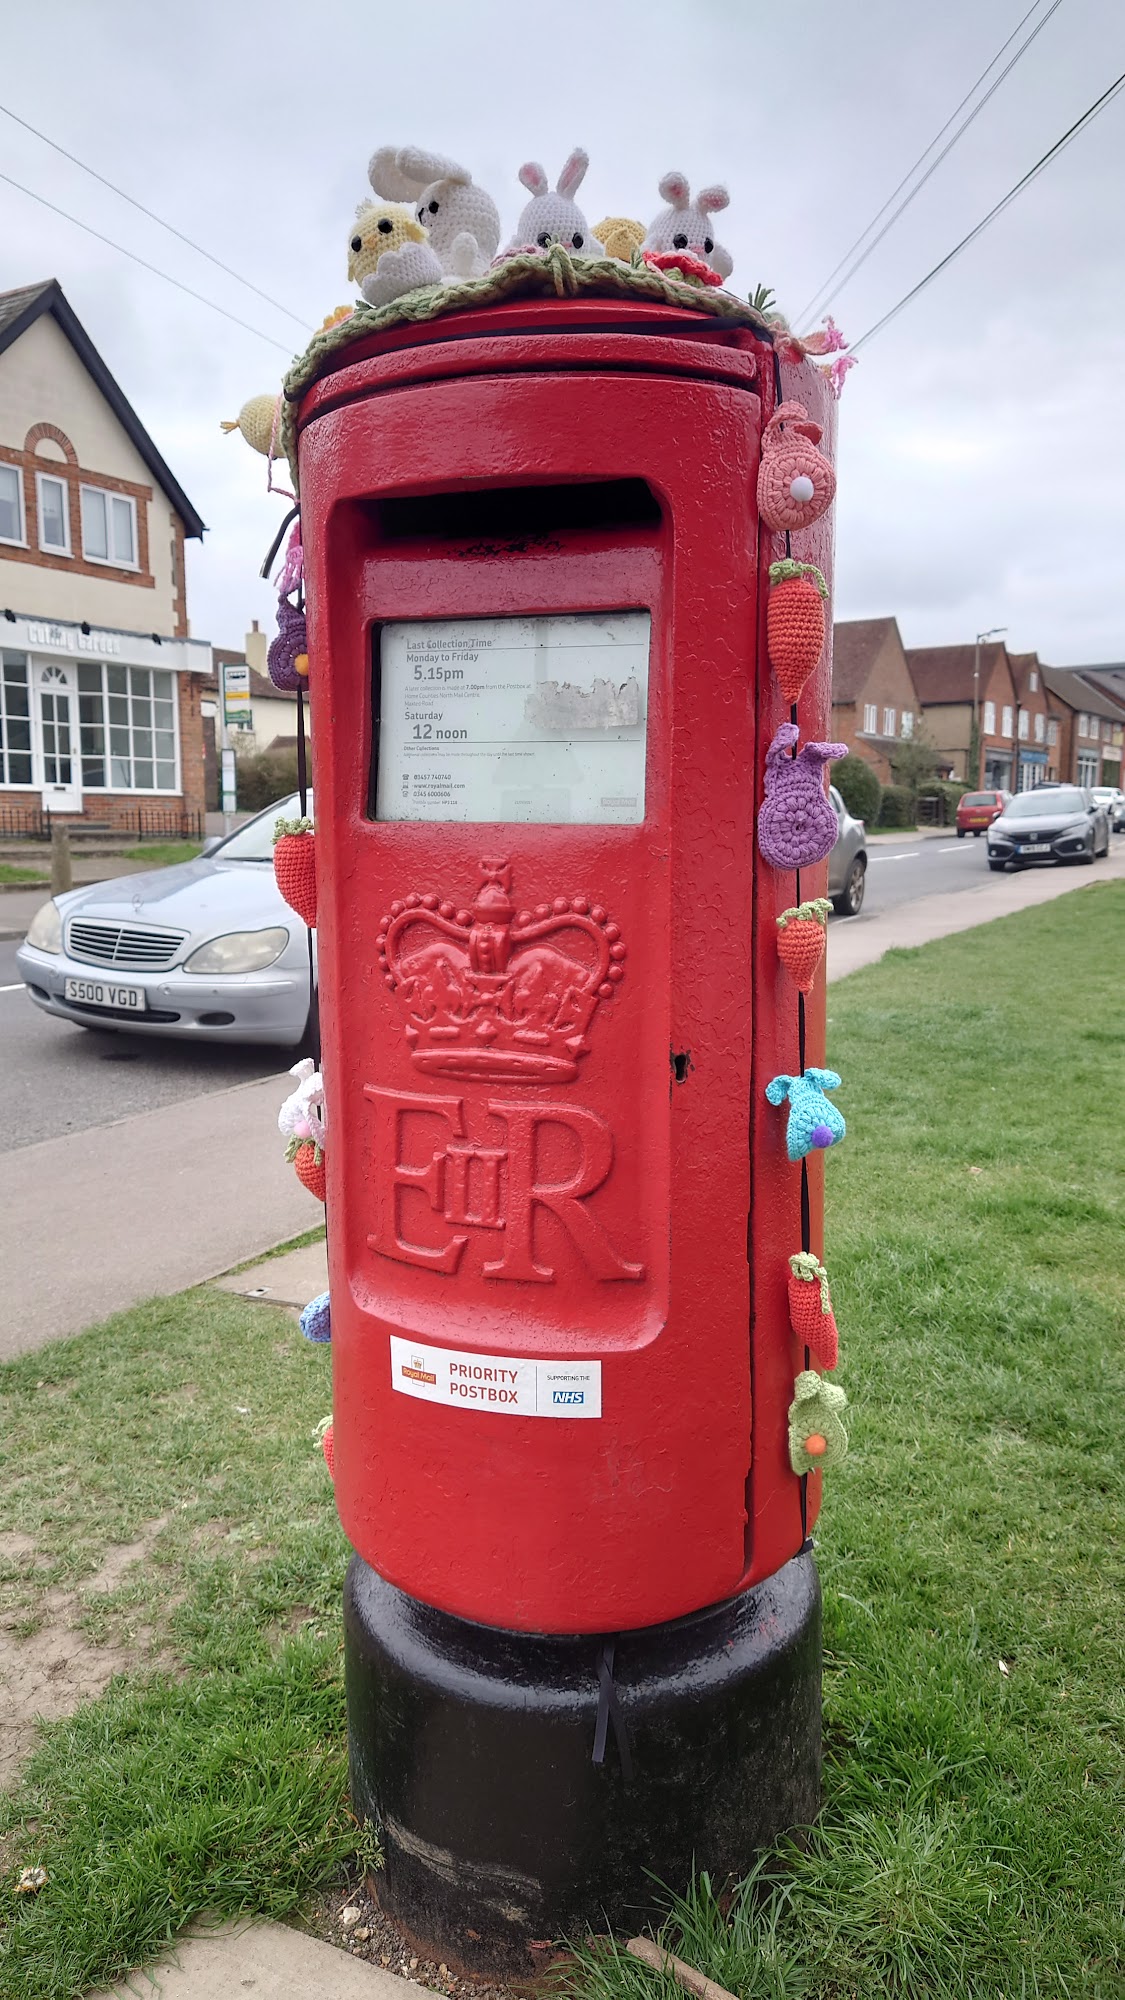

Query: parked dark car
[956,788,1010,836]
[987,787,1110,870]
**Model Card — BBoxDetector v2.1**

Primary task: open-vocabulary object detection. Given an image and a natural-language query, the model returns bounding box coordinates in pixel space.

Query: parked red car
[957,789,1011,836]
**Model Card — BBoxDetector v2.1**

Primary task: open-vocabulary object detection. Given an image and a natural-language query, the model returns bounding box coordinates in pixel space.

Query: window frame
[1034,712,1045,743]
[882,706,896,737]
[1018,710,1029,741]
[983,700,996,734]
[1002,705,1013,737]
[862,702,877,733]
[0,650,35,788]
[0,463,27,548]
[36,469,72,557]
[900,710,914,739]
[1047,719,1058,746]
[75,660,181,795]
[1029,670,1038,692]
[79,484,139,570]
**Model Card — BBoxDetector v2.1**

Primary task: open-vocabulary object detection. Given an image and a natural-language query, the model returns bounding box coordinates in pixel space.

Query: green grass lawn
[0,863,47,886]
[120,841,203,867]
[2,885,1122,1998]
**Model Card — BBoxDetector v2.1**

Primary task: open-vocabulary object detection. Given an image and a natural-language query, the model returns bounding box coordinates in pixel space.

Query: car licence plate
[64,977,146,1012]
[1018,842,1050,855]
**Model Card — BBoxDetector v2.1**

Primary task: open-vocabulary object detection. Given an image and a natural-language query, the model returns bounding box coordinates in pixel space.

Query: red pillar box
[295,294,839,1973]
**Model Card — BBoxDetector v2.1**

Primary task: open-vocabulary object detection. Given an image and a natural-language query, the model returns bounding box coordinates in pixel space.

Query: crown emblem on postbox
[377,858,626,1083]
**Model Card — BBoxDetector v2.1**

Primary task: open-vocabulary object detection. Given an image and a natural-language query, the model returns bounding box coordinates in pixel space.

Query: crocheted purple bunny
[758,723,846,869]
[267,598,308,692]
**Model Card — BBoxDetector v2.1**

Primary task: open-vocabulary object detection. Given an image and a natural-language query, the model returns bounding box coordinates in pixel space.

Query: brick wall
[0,423,156,594]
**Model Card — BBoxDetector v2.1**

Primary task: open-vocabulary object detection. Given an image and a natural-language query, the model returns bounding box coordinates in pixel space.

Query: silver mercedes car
[16,794,315,1047]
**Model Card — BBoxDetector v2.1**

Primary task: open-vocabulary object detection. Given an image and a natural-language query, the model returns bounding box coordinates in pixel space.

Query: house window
[1077,713,1088,737]
[1047,720,1058,746]
[0,464,26,546]
[900,711,914,738]
[863,702,877,732]
[882,707,896,736]
[80,486,137,568]
[1002,705,1013,737]
[36,472,71,555]
[1034,713,1045,743]
[1018,710,1029,740]
[0,651,34,785]
[1029,670,1038,692]
[76,662,178,791]
[1077,751,1098,785]
[983,700,996,734]
[1089,716,1100,741]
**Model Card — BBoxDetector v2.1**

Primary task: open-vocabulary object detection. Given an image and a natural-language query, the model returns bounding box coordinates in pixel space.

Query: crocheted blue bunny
[765,1068,846,1161]
[299,1291,332,1344]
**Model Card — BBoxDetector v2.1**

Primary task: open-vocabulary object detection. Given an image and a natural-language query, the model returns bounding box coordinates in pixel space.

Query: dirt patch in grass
[306,1877,529,2000]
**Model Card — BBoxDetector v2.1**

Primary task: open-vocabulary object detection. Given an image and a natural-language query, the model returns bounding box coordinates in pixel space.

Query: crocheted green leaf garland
[279,243,774,490]
[788,1368,848,1475]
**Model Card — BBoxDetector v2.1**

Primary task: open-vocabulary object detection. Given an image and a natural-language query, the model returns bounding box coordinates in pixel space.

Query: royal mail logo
[376,858,626,1084]
[400,1355,437,1386]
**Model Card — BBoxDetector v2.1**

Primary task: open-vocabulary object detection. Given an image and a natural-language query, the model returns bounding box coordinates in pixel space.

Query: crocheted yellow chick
[220,393,282,457]
[595,217,645,263]
[347,202,428,286]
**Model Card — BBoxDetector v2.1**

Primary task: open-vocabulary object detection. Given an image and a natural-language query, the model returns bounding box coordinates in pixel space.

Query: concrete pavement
[828,841,1125,980]
[0,1071,315,1362]
[87,1920,435,2000]
[217,1237,329,1307]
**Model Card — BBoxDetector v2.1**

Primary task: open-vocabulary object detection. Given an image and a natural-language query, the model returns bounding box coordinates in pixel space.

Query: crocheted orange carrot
[767,559,828,703]
[776,898,831,992]
[273,817,317,927]
[321,1420,335,1479]
[787,1252,839,1370]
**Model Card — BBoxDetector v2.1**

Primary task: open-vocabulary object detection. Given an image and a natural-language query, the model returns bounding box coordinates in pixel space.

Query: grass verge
[1,884,1122,1998]
[120,841,203,867]
[0,863,47,886]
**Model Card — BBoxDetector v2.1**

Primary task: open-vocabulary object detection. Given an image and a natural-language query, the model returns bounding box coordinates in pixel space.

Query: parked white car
[17,795,315,1047]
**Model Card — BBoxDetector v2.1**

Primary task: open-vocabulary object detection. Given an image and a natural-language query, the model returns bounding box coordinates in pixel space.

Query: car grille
[66,918,186,969]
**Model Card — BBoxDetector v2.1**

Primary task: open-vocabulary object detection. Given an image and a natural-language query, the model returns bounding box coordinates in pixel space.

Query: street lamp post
[973,626,1007,789]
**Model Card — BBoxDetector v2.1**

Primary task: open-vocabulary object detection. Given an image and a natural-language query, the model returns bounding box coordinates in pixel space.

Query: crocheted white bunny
[642,171,733,279]
[504,150,604,256]
[278,1059,327,1151]
[368,145,501,280]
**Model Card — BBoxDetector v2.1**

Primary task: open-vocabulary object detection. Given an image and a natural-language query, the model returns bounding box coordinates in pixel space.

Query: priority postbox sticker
[389,1336,601,1418]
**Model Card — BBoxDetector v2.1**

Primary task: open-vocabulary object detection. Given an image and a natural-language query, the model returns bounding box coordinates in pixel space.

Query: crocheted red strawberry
[273,817,316,927]
[291,1140,326,1203]
[321,1421,335,1479]
[776,898,831,993]
[767,560,828,703]
[787,1252,839,1370]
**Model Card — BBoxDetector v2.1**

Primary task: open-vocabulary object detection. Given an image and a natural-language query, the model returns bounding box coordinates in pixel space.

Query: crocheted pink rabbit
[757,402,836,533]
[758,723,846,869]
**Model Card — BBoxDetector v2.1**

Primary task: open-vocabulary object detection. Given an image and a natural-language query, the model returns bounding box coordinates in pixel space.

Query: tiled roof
[831,618,902,704]
[904,642,1009,706]
[1040,666,1125,722]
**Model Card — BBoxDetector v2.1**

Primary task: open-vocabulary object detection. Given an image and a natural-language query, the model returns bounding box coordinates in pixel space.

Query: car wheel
[1079,839,1095,865]
[988,859,1006,872]
[957,828,966,838]
[833,855,866,916]
[974,829,983,837]
[299,983,321,1056]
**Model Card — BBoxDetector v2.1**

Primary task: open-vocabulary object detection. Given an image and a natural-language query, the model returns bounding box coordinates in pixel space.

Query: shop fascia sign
[5,614,212,674]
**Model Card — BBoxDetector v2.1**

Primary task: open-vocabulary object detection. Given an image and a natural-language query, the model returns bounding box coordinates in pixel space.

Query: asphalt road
[2,935,289,1150]
[4,830,1117,1151]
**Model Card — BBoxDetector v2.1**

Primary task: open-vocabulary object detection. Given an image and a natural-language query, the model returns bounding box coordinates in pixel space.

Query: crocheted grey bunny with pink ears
[504,150,605,256]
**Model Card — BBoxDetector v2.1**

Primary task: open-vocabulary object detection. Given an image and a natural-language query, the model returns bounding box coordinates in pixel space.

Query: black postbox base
[344,1550,821,1980]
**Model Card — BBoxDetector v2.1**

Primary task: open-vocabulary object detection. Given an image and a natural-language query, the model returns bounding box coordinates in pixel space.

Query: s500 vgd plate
[64,977,146,1012]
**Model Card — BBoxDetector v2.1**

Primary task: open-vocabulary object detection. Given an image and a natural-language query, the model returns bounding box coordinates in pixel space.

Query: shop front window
[77,662,178,791]
[0,651,34,784]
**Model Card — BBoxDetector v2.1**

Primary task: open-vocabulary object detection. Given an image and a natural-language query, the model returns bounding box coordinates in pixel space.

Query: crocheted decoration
[767,559,828,703]
[643,249,722,288]
[300,1291,332,1344]
[363,241,444,309]
[347,200,429,287]
[320,1419,335,1479]
[758,723,846,869]
[292,1140,326,1203]
[267,599,308,691]
[757,401,836,533]
[775,898,831,993]
[273,817,316,927]
[278,247,774,489]
[787,1252,839,1369]
[765,1068,846,1161]
[504,151,604,256]
[279,1059,326,1203]
[220,393,282,458]
[369,146,501,278]
[642,172,733,280]
[788,1369,848,1474]
[595,216,646,262]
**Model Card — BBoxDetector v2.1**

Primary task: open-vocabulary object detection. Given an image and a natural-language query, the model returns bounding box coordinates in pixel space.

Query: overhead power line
[0,101,309,332]
[796,0,1063,325]
[851,66,1125,351]
[0,167,295,354]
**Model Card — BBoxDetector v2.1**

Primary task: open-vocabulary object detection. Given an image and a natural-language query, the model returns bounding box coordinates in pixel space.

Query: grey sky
[1,0,1122,663]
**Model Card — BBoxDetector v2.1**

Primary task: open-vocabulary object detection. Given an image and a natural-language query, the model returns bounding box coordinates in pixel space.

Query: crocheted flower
[300,1291,331,1344]
[788,1369,848,1474]
[642,249,723,288]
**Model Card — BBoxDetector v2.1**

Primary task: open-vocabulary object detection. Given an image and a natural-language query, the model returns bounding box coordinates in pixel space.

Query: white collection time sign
[375,611,650,825]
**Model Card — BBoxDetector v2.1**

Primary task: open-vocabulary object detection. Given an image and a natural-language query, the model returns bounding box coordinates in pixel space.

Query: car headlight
[184,927,289,974]
[26,900,62,953]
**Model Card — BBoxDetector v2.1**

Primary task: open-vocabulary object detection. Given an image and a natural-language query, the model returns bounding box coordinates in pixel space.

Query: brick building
[0,280,210,834]
[1007,652,1058,790]
[1040,667,1125,788]
[830,618,921,782]
[904,640,1019,790]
